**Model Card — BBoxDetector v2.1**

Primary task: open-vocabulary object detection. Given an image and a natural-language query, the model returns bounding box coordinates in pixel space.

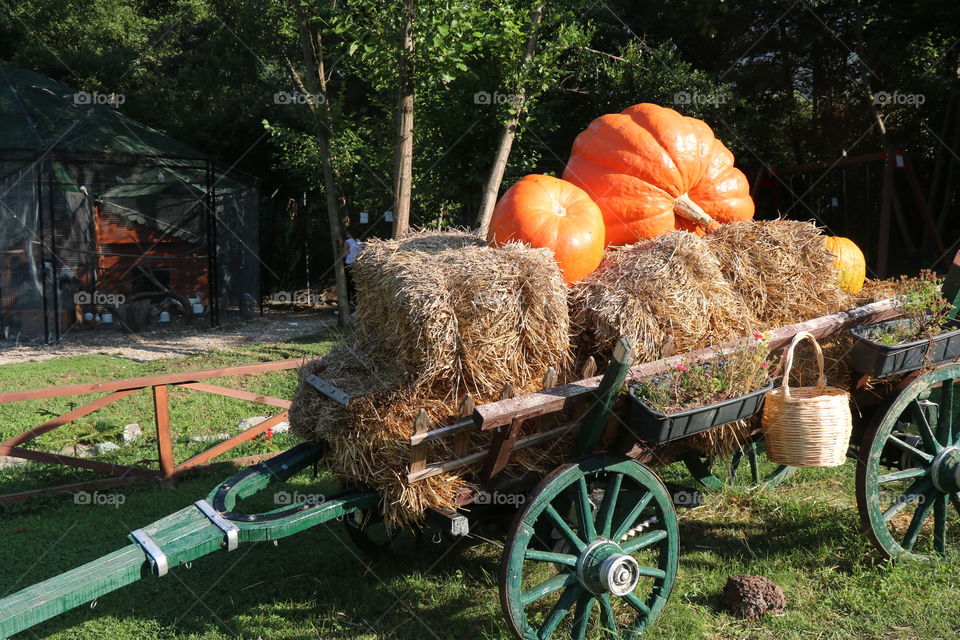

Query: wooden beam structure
[0,358,304,403]
[0,358,305,504]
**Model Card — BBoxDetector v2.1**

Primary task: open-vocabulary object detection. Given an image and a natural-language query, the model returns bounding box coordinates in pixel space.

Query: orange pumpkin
[824,235,866,293]
[562,103,755,246]
[487,174,605,284]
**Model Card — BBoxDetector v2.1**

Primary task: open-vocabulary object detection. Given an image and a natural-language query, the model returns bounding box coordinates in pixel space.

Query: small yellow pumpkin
[824,236,866,293]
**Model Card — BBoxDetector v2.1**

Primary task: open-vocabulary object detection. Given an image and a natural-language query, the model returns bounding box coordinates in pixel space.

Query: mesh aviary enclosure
[0,66,259,342]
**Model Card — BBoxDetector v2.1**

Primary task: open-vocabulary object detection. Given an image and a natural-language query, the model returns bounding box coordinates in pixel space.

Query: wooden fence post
[408,410,433,476]
[153,385,175,479]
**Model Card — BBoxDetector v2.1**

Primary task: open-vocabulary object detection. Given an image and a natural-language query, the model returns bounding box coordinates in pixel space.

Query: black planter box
[627,378,774,444]
[849,318,960,378]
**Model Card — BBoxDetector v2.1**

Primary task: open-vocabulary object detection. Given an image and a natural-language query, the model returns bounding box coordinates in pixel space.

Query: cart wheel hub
[576,540,640,596]
[930,446,960,493]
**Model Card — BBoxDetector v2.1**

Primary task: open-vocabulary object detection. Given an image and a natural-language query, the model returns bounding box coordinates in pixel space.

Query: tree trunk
[391,0,415,238]
[292,5,350,327]
[475,3,544,235]
[853,15,887,147]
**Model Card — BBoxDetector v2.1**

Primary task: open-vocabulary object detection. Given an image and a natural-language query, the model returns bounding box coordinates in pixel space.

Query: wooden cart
[2,265,959,639]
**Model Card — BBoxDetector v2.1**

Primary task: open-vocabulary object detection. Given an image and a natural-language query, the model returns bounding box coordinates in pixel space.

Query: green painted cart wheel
[856,364,960,559]
[683,439,795,492]
[500,456,678,640]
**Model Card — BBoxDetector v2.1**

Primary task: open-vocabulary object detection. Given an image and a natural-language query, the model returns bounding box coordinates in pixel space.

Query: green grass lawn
[4,461,960,638]
[2,339,960,639]
[0,332,341,494]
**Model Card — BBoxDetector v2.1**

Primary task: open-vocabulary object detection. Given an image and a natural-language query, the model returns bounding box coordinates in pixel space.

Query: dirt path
[0,308,339,364]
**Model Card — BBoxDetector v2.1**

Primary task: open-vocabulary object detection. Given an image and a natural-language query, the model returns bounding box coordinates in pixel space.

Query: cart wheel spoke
[934,494,948,553]
[901,490,936,551]
[523,549,578,567]
[747,441,760,484]
[598,594,618,636]
[887,435,934,463]
[728,450,743,484]
[622,591,652,617]
[545,504,586,552]
[857,366,960,559]
[576,476,597,542]
[951,493,960,520]
[877,467,928,484]
[942,380,956,446]
[595,472,623,539]
[909,400,942,453]
[570,592,595,640]
[612,491,653,542]
[620,529,668,554]
[521,571,579,607]
[684,439,794,490]
[881,478,932,523]
[537,585,583,640]
[637,566,667,579]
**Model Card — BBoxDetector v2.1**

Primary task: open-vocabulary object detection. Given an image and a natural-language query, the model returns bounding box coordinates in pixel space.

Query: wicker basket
[762,331,852,467]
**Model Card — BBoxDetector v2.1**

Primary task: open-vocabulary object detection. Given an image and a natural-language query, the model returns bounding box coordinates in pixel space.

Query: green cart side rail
[0,443,379,638]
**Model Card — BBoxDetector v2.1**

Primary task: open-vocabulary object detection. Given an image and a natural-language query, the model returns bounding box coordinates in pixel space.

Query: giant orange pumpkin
[487,174,605,284]
[562,103,755,246]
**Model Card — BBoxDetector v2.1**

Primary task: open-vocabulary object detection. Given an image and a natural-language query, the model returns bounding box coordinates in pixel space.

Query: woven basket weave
[762,331,852,467]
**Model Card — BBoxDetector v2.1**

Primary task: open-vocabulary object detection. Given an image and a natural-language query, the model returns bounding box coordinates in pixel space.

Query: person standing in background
[342,229,362,311]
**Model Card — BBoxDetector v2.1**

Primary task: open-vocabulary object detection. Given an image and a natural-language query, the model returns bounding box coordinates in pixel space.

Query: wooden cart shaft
[0,444,379,639]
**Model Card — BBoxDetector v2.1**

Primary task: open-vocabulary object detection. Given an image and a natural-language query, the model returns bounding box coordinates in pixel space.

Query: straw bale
[569,231,760,366]
[705,220,854,328]
[352,231,572,401]
[685,419,756,459]
[288,337,471,526]
[290,231,574,525]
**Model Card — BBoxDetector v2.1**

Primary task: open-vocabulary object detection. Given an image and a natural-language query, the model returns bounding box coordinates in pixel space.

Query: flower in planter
[630,334,771,414]
[872,270,953,345]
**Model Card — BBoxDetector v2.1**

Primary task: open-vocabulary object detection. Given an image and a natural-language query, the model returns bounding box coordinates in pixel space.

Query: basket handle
[779,331,826,398]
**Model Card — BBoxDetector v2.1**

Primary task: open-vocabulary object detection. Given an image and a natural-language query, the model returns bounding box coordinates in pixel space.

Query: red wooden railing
[0,358,305,504]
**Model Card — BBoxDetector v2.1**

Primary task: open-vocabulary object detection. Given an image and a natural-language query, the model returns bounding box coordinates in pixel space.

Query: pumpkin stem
[673,193,716,228]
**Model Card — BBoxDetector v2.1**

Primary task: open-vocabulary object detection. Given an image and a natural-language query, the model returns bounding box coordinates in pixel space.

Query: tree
[287,1,350,326]
[476,3,544,235]
[391,0,415,237]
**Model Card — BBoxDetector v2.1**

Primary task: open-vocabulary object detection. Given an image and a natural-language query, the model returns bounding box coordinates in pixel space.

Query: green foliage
[874,270,955,344]
[2,0,958,287]
[630,335,771,414]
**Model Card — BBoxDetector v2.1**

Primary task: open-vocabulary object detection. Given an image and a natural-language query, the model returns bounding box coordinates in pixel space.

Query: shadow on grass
[678,497,867,574]
[0,468,508,640]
